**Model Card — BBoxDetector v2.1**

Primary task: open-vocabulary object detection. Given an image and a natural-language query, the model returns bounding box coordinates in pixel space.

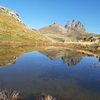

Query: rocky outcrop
[65,20,86,31]
[0,6,50,44]
[83,36,100,42]
[0,6,21,22]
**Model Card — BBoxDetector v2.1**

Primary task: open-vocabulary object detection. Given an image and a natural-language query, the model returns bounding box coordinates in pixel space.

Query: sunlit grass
[0,11,51,44]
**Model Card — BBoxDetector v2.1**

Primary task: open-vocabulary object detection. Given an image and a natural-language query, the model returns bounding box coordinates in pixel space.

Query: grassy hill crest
[0,6,50,44]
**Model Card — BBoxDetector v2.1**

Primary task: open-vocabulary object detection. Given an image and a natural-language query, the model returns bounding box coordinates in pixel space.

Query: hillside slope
[0,6,50,44]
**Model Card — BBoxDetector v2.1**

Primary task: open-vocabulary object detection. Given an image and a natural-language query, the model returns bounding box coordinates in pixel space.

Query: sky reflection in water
[0,49,100,100]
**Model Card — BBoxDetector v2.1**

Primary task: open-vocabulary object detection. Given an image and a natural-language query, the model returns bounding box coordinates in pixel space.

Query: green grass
[0,11,51,44]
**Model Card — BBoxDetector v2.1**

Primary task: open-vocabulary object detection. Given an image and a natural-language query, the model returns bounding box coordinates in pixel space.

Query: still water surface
[0,46,100,100]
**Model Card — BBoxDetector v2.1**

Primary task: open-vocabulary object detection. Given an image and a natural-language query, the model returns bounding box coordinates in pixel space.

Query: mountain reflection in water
[0,45,45,67]
[0,45,86,67]
[0,45,100,100]
[40,47,85,66]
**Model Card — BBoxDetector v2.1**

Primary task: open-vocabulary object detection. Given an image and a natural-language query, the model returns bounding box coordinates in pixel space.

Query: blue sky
[0,0,100,33]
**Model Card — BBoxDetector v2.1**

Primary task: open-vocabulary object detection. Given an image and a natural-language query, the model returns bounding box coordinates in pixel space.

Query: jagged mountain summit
[65,20,86,31]
[39,20,89,42]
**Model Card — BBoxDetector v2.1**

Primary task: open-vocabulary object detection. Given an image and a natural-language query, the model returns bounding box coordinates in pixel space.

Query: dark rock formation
[83,36,100,42]
[65,20,86,31]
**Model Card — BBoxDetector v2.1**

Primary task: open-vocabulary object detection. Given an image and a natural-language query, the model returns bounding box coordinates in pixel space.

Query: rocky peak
[66,21,72,28]
[50,22,62,27]
[50,22,66,32]
[65,19,86,31]
[0,6,22,23]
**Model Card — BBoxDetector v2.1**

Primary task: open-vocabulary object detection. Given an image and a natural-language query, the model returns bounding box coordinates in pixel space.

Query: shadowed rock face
[65,20,86,31]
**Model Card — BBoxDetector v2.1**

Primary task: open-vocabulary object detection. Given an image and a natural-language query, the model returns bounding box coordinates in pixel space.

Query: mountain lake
[0,45,100,100]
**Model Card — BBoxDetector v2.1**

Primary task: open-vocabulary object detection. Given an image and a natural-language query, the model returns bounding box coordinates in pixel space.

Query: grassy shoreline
[0,40,100,58]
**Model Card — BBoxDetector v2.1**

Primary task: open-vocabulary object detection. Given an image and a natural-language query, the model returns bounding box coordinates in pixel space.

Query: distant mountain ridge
[0,6,99,44]
[39,20,89,42]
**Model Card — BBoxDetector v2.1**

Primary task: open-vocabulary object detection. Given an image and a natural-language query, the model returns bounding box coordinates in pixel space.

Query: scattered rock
[83,36,100,42]
[0,6,21,23]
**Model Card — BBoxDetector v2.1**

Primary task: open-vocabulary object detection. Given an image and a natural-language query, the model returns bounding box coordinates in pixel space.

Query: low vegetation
[0,11,51,44]
[0,89,20,100]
